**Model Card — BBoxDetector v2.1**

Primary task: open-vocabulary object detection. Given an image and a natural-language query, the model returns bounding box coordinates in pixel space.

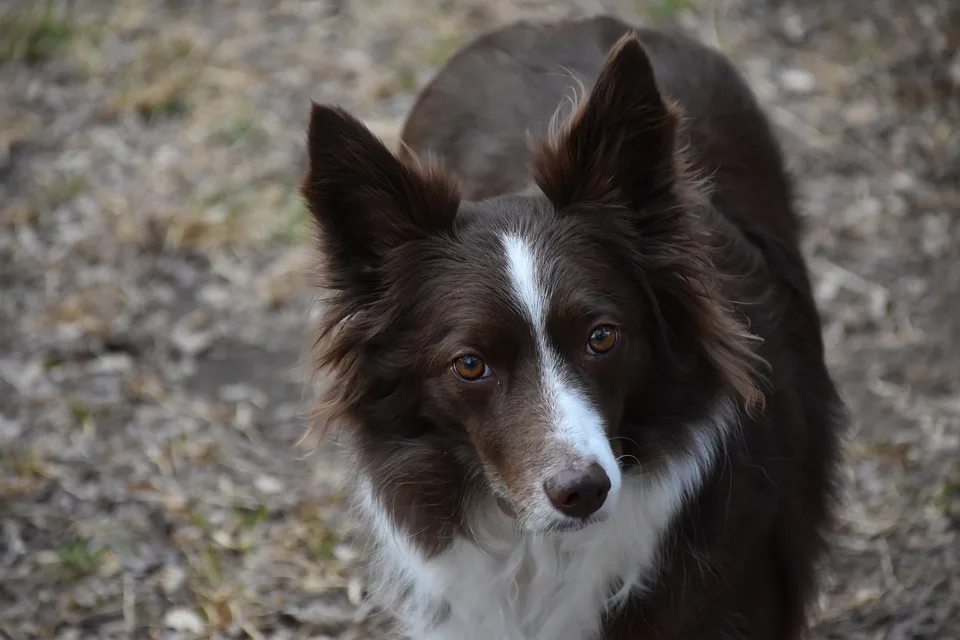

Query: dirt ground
[1,0,958,638]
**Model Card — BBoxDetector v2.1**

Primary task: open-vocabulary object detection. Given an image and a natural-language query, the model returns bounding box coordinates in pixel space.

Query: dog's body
[302,16,844,640]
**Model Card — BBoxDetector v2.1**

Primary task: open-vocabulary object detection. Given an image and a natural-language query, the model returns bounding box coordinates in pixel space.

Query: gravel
[1,0,958,637]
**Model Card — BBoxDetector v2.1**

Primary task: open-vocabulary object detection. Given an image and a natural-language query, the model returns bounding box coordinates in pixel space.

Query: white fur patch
[358,400,739,640]
[500,233,622,521]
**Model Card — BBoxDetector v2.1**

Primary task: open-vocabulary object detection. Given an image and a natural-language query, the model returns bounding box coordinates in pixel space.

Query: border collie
[301,15,845,640]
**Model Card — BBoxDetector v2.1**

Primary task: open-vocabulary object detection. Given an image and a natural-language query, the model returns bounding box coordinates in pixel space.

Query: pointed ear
[301,103,460,294]
[532,33,678,209]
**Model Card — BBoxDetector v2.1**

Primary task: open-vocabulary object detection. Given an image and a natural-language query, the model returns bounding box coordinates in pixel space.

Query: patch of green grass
[234,504,269,528]
[57,539,103,576]
[848,40,880,63]
[3,176,85,232]
[43,355,66,372]
[213,118,257,146]
[420,34,463,66]
[8,448,46,479]
[193,187,253,230]
[306,530,340,561]
[137,93,188,122]
[0,3,74,64]
[274,192,310,244]
[200,545,221,586]
[393,68,419,93]
[46,175,87,202]
[4,202,40,227]
[644,0,695,23]
[68,399,92,426]
[171,182,308,249]
[142,37,194,70]
[935,477,960,517]
[201,187,235,208]
[187,510,214,534]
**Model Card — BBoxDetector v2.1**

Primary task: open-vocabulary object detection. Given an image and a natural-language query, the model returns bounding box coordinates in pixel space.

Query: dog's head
[303,35,763,538]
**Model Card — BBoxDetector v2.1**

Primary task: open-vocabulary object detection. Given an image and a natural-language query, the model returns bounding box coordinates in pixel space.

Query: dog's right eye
[453,355,490,381]
[587,324,619,355]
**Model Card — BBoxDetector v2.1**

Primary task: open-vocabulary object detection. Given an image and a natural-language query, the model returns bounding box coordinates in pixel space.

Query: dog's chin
[543,514,607,534]
[514,508,611,535]
[495,492,614,535]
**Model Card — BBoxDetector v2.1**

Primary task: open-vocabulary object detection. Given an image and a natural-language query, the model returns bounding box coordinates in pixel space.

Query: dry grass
[1,0,958,637]
[0,2,75,64]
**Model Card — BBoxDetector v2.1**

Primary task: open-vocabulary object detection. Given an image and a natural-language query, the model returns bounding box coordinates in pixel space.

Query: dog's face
[303,36,761,536]
[378,196,652,531]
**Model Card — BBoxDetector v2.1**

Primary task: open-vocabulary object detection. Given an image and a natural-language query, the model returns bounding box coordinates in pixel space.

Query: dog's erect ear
[301,103,460,294]
[532,34,678,209]
[533,38,766,410]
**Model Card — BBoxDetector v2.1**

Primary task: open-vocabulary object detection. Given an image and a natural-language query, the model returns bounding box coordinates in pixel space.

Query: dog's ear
[532,33,678,209]
[533,37,767,411]
[301,103,460,295]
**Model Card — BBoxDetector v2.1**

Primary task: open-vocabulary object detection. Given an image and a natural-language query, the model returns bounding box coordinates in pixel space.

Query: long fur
[301,17,844,640]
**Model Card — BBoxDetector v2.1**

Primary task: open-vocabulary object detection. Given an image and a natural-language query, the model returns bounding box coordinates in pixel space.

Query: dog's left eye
[453,354,490,381]
[587,325,619,355]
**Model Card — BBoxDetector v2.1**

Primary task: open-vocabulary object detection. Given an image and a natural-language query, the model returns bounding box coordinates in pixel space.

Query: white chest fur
[356,407,734,640]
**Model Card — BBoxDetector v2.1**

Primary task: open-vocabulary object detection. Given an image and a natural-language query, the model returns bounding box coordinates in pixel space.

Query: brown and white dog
[301,15,845,640]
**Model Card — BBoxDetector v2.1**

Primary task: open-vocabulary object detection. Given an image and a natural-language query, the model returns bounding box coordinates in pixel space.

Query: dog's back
[403,16,805,290]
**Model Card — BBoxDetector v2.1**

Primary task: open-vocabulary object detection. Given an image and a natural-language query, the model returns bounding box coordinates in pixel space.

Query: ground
[1,0,958,638]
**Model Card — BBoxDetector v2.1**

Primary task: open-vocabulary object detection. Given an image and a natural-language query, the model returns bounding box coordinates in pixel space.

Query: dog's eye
[587,325,619,355]
[453,354,490,381]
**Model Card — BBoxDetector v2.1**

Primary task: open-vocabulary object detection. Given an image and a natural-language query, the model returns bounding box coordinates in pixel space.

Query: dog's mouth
[496,496,611,534]
[547,513,607,533]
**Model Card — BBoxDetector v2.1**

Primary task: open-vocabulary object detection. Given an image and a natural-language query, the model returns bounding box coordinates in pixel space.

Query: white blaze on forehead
[500,234,622,496]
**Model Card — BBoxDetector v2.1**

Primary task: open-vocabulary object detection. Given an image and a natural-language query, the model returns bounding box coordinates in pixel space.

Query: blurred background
[1,0,958,638]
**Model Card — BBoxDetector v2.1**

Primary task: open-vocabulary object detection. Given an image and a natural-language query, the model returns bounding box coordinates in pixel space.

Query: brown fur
[303,15,845,639]
[532,35,768,415]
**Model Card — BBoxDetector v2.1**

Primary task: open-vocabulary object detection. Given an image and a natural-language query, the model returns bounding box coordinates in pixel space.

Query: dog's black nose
[544,463,611,519]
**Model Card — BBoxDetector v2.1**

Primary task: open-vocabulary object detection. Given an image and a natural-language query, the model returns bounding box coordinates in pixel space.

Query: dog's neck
[354,396,740,640]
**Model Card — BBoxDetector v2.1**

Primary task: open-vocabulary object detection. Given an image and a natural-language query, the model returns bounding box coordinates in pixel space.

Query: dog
[301,15,845,640]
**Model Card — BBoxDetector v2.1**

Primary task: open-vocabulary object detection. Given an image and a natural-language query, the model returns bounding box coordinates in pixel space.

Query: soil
[1,0,958,638]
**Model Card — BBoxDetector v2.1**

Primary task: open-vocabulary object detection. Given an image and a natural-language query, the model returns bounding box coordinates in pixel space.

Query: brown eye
[587,325,619,355]
[453,354,489,381]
